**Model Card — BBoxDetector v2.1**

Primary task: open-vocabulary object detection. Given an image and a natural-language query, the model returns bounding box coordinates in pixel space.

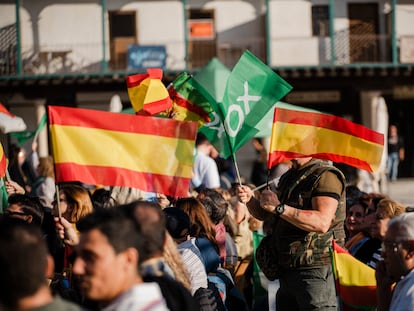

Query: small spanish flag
[268,108,384,172]
[126,68,172,115]
[331,241,377,311]
[48,106,197,197]
[166,73,213,128]
[0,142,7,178]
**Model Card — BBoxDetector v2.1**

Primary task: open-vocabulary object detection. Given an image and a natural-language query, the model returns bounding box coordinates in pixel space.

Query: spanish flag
[268,108,384,172]
[166,72,213,128]
[331,241,377,311]
[48,106,197,197]
[0,142,6,178]
[126,68,172,115]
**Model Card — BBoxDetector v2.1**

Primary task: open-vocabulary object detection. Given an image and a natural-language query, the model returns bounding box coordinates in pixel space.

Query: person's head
[291,157,312,169]
[120,200,166,261]
[372,199,406,240]
[175,197,216,244]
[381,213,414,281]
[345,203,365,237]
[195,132,216,156]
[53,183,93,223]
[198,188,229,225]
[0,217,54,310]
[9,143,26,166]
[389,124,398,136]
[6,194,44,226]
[72,208,143,303]
[163,207,191,244]
[37,156,55,178]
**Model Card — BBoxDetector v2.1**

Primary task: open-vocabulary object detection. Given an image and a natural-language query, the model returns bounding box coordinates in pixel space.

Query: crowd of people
[0,132,413,311]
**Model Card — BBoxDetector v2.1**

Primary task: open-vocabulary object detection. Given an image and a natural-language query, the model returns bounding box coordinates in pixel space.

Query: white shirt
[389,269,414,311]
[192,151,220,189]
[178,237,208,294]
[102,282,169,311]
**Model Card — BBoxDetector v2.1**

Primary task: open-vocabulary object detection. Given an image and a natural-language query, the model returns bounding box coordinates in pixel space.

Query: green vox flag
[10,113,47,146]
[218,50,292,158]
[194,58,233,157]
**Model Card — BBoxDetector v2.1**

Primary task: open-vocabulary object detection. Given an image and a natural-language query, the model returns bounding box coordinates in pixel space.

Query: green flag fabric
[10,113,47,146]
[219,50,292,158]
[198,51,292,158]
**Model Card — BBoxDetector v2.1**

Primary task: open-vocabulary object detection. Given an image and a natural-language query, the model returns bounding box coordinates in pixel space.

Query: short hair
[163,207,191,239]
[7,194,44,225]
[77,207,143,255]
[198,188,228,225]
[376,199,406,219]
[0,217,48,309]
[388,213,414,241]
[195,132,209,146]
[119,200,166,261]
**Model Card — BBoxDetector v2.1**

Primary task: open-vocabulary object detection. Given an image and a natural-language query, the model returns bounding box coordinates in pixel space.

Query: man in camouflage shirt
[238,157,346,310]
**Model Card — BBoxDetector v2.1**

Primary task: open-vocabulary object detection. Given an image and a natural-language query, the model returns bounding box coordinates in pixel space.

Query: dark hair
[91,188,112,209]
[195,132,209,146]
[198,188,228,225]
[119,200,166,261]
[7,194,44,225]
[0,217,48,309]
[77,207,143,255]
[163,207,191,239]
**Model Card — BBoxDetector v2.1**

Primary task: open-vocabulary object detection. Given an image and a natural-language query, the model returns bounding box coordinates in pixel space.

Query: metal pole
[391,0,398,64]
[15,0,22,74]
[265,0,271,65]
[329,0,336,65]
[101,0,108,72]
[183,0,188,71]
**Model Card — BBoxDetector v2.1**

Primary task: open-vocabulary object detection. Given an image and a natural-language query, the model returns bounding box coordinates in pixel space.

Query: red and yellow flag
[48,106,197,197]
[126,68,172,115]
[0,142,7,178]
[332,241,377,311]
[268,108,384,172]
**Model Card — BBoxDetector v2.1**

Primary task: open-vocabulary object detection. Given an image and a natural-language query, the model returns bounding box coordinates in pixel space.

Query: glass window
[312,5,330,37]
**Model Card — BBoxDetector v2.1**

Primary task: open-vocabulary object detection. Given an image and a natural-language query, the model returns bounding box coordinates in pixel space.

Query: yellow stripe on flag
[50,125,194,178]
[271,122,383,171]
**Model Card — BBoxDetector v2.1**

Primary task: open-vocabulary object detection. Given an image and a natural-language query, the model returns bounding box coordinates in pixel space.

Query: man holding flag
[237,157,346,310]
[236,107,385,310]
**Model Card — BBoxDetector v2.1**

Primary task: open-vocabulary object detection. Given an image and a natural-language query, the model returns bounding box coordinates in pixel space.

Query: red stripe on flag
[268,150,374,172]
[137,97,172,116]
[274,108,384,145]
[337,284,377,310]
[0,151,6,177]
[48,106,195,140]
[55,163,191,198]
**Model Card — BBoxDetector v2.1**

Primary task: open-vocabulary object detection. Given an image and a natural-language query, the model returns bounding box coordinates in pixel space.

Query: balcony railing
[0,34,409,78]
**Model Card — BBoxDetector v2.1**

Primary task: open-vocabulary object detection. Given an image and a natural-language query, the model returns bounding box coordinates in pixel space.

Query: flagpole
[231,152,243,186]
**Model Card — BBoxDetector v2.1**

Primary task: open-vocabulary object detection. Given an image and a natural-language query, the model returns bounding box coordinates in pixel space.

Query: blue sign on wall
[127,45,167,70]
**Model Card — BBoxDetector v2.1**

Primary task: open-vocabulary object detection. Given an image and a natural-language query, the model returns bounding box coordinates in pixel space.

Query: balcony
[0,34,412,79]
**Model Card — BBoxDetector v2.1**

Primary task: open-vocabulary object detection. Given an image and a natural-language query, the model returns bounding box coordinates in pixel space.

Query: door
[348,3,379,63]
[108,11,137,70]
[188,9,216,69]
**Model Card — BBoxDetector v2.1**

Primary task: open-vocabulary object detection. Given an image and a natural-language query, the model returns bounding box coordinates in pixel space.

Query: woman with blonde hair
[368,198,406,268]
[54,183,94,224]
[52,183,93,277]
[31,156,55,209]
